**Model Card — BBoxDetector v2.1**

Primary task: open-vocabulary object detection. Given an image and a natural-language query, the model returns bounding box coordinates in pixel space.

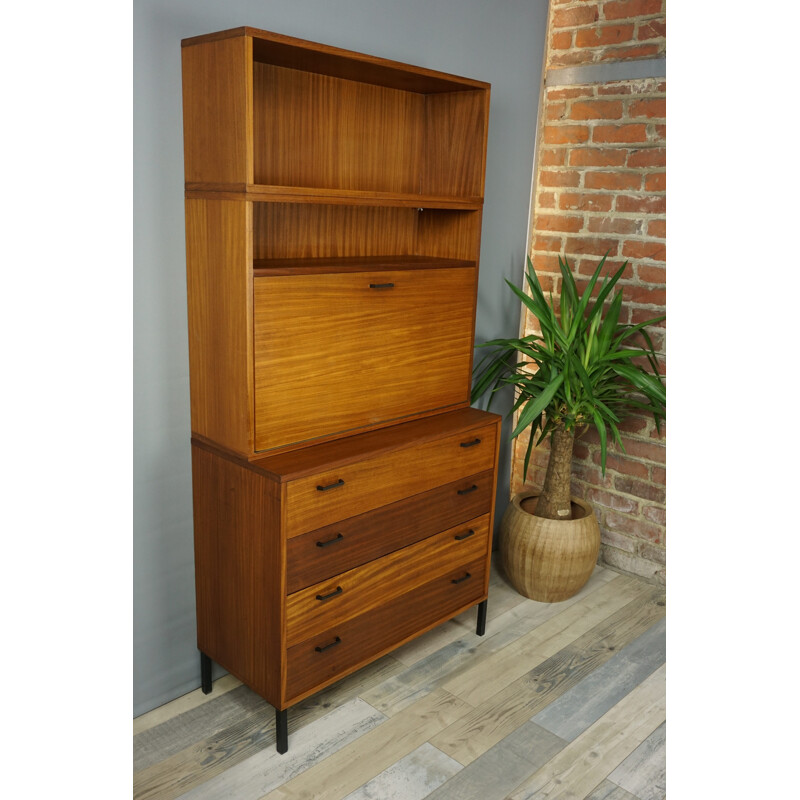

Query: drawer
[284,422,496,537]
[253,267,477,452]
[286,470,494,592]
[286,514,490,646]
[285,555,487,703]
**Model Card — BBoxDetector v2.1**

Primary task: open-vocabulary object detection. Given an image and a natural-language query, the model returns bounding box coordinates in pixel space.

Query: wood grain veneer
[286,470,494,592]
[191,444,283,704]
[185,198,253,454]
[286,516,490,645]
[253,267,478,452]
[283,422,497,537]
[284,556,487,703]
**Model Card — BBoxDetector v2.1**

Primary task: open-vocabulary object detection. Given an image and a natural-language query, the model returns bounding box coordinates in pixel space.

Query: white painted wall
[133,0,548,716]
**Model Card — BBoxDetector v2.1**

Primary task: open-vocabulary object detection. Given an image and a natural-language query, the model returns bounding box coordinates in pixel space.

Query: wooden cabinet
[181,26,499,753]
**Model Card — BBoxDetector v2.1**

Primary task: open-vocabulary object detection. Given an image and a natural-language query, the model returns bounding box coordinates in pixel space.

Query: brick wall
[511,0,666,583]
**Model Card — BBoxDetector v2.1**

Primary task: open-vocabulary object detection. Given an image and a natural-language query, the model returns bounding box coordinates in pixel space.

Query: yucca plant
[472,254,665,521]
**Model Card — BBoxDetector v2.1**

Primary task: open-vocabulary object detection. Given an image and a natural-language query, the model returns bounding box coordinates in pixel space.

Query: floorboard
[134,562,666,800]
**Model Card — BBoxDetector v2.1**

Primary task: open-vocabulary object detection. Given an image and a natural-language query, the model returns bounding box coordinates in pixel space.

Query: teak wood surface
[253,267,477,452]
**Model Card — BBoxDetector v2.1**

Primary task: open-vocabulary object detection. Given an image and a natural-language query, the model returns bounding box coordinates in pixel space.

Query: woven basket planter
[500,492,600,603]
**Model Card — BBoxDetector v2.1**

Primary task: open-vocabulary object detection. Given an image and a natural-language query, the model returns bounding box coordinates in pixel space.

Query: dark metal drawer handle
[316,586,343,602]
[315,636,341,653]
[316,533,344,548]
[317,479,345,492]
[452,572,472,585]
[454,529,475,541]
[369,282,394,289]
[457,484,478,496]
[460,438,481,448]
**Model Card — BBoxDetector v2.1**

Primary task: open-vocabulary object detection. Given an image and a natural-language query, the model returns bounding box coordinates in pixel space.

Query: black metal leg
[476,599,488,636]
[200,651,212,694]
[276,707,288,754]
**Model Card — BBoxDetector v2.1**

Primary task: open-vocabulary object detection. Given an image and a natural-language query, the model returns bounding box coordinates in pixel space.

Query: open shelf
[252,255,475,276]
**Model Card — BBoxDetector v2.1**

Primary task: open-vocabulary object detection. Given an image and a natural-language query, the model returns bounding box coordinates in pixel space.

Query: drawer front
[253,267,476,452]
[285,556,487,703]
[286,470,494,592]
[286,515,490,646]
[285,423,496,537]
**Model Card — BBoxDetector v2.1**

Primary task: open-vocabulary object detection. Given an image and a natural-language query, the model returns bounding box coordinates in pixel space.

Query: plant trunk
[535,425,575,520]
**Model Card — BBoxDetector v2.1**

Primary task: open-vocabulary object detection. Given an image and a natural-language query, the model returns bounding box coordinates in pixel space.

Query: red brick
[532,235,563,252]
[619,415,650,434]
[651,466,666,484]
[540,169,581,187]
[637,19,666,39]
[644,172,665,192]
[598,82,633,95]
[540,148,567,167]
[547,87,595,101]
[632,307,666,327]
[647,219,666,238]
[639,542,666,564]
[544,124,591,144]
[603,453,649,479]
[656,80,666,92]
[593,123,648,143]
[549,52,595,68]
[573,441,591,460]
[569,99,624,120]
[588,217,641,235]
[616,194,665,213]
[564,236,620,257]
[572,463,603,484]
[569,147,628,167]
[552,5,600,27]
[546,101,567,121]
[619,437,665,463]
[585,171,642,190]
[603,511,663,543]
[637,264,666,283]
[654,123,666,140]
[614,475,666,504]
[599,528,639,553]
[534,214,585,233]
[551,31,574,50]
[623,240,665,261]
[600,44,661,60]
[575,24,635,48]
[559,192,614,212]
[531,253,562,273]
[627,285,665,305]
[586,488,639,514]
[643,505,666,525]
[603,0,664,21]
[537,192,556,209]
[629,98,666,118]
[627,147,665,167]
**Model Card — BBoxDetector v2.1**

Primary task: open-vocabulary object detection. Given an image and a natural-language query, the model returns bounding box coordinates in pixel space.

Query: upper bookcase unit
[181,27,490,208]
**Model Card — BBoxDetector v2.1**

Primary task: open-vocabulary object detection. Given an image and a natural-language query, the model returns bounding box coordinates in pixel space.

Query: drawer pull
[369,282,395,289]
[316,533,344,548]
[460,438,481,448]
[316,586,343,602]
[317,479,345,492]
[457,484,478,496]
[314,636,342,653]
[454,529,475,541]
[451,572,472,585]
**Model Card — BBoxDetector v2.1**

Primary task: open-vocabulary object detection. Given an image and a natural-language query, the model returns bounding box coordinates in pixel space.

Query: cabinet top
[181,26,491,94]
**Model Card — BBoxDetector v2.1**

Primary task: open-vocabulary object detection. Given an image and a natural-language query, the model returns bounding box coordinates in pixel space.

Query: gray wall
[133,0,548,717]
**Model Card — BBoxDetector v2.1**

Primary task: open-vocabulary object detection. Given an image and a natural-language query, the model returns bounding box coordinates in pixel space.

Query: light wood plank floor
[134,561,666,800]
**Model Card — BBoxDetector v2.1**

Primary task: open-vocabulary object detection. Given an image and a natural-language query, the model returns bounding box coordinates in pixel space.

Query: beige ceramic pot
[500,491,601,603]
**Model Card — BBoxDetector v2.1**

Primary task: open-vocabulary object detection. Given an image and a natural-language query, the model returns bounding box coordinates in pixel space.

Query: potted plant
[472,254,665,602]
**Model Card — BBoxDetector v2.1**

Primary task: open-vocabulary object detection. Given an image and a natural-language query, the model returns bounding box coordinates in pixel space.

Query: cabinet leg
[276,707,288,754]
[476,599,488,636]
[200,651,212,695]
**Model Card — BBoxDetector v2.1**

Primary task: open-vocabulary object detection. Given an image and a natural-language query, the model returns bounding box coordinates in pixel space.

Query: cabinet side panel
[181,36,252,184]
[422,90,488,198]
[191,444,283,705]
[185,198,253,454]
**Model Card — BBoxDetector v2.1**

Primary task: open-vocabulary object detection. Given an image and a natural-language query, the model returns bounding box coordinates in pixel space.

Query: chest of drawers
[192,409,500,750]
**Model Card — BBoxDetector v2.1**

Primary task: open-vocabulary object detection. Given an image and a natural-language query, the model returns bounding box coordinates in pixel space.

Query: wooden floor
[133,561,666,800]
